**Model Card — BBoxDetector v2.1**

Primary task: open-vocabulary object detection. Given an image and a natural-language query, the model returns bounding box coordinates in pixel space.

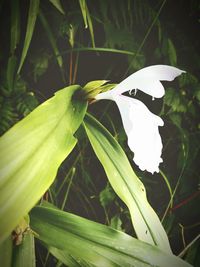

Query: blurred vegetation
[0,0,200,266]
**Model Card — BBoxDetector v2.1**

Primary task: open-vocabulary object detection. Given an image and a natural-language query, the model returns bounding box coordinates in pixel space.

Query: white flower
[95,65,185,174]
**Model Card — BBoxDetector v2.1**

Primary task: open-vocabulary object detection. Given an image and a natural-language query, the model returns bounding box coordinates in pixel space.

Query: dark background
[0,0,200,265]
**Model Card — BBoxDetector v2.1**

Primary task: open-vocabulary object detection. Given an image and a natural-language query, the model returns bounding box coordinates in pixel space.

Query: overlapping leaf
[83,113,171,252]
[30,205,191,267]
[0,85,87,243]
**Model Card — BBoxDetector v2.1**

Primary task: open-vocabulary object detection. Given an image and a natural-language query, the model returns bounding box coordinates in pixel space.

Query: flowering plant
[96,65,185,173]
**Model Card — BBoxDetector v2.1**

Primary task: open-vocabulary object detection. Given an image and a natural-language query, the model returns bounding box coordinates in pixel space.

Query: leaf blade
[49,0,65,15]
[39,10,63,69]
[83,113,171,252]
[30,205,191,267]
[0,85,87,243]
[17,0,40,74]
[12,232,36,267]
[10,0,20,54]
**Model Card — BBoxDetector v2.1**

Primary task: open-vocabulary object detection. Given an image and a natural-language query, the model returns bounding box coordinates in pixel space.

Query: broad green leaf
[0,236,12,267]
[10,0,20,54]
[0,85,87,243]
[49,0,65,15]
[12,232,35,267]
[30,205,191,267]
[17,0,40,74]
[83,113,171,252]
[39,10,63,69]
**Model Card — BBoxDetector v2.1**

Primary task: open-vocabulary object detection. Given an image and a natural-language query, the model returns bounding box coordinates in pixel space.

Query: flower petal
[114,95,164,174]
[96,65,185,99]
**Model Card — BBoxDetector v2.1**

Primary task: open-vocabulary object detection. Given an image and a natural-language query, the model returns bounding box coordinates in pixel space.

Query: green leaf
[104,22,135,50]
[31,53,49,82]
[39,10,63,69]
[167,38,177,65]
[63,46,140,57]
[7,56,17,92]
[83,81,116,99]
[0,85,87,243]
[110,215,123,231]
[0,236,13,267]
[12,232,35,267]
[184,238,200,267]
[83,113,171,252]
[179,73,198,87]
[79,0,95,47]
[99,83,117,93]
[49,0,65,15]
[99,183,116,208]
[17,0,40,74]
[194,84,200,102]
[164,88,187,113]
[79,0,88,28]
[10,0,20,54]
[30,205,191,267]
[48,246,95,267]
[83,80,109,93]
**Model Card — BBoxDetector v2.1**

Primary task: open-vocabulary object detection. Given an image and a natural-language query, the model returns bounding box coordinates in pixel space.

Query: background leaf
[49,0,65,15]
[10,0,20,54]
[17,0,40,74]
[79,0,95,47]
[39,10,63,70]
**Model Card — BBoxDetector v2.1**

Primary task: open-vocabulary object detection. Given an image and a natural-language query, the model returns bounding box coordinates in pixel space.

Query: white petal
[111,65,185,98]
[114,95,164,174]
[95,90,115,101]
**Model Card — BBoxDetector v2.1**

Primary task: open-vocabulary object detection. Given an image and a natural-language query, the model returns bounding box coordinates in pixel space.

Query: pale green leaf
[30,205,191,267]
[83,81,116,99]
[83,80,109,93]
[0,85,87,243]
[83,113,171,252]
[17,0,40,74]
